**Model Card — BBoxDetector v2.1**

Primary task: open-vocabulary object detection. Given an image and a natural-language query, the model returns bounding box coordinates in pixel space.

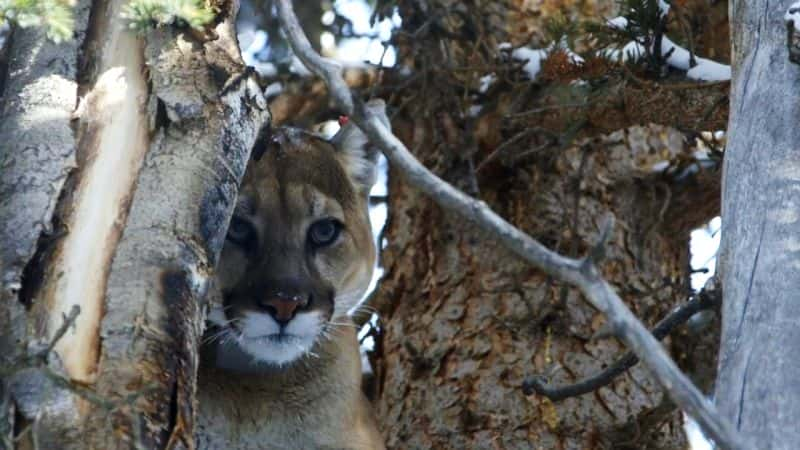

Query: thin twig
[38,305,80,360]
[476,127,556,172]
[523,288,719,400]
[275,2,746,449]
[0,305,81,377]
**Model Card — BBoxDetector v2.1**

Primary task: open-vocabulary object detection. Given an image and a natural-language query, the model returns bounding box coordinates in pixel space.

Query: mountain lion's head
[209,101,387,366]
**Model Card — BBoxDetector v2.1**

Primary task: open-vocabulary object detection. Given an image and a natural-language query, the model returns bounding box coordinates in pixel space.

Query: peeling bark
[0,0,91,303]
[36,0,151,384]
[0,1,268,448]
[81,21,267,448]
[0,2,92,446]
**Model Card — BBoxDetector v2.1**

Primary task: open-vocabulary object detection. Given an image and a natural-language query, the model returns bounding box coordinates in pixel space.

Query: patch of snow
[602,41,646,63]
[685,413,714,450]
[621,41,646,62]
[553,37,584,64]
[360,346,374,374]
[658,36,693,70]
[321,31,336,50]
[565,48,584,64]
[607,16,628,30]
[322,10,336,26]
[468,104,483,117]
[787,2,800,32]
[660,36,731,81]
[479,74,496,93]
[605,17,730,81]
[503,39,585,81]
[686,61,730,82]
[692,148,710,161]
[658,0,671,17]
[651,160,670,172]
[510,46,549,80]
[689,217,721,291]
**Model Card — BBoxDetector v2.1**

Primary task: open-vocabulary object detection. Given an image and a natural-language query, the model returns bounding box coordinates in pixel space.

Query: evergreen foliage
[121,0,214,32]
[0,0,215,42]
[0,0,74,42]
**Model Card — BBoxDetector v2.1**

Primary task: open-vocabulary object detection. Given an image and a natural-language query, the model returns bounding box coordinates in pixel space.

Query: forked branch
[524,286,720,401]
[275,1,744,448]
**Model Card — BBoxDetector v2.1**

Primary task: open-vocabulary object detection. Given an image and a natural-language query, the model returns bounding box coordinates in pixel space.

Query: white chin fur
[236,310,322,365]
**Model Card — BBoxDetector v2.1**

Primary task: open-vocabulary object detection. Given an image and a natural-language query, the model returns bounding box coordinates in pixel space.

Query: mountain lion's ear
[331,99,390,194]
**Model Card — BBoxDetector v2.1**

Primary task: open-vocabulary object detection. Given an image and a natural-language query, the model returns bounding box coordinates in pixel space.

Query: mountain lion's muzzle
[208,102,390,366]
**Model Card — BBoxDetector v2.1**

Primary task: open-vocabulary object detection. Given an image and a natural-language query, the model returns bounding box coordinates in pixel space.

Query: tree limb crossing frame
[274,1,745,448]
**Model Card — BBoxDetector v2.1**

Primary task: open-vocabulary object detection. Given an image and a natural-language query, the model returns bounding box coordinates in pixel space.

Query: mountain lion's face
[210,108,386,366]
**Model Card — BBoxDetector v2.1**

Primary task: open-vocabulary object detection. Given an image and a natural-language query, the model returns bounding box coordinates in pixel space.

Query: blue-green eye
[227,216,256,246]
[308,219,342,247]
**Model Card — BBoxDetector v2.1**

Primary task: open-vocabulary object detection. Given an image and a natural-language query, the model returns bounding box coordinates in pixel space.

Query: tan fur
[196,328,383,450]
[196,119,386,449]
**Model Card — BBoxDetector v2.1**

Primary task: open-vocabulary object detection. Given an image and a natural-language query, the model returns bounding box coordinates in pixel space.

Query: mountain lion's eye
[308,219,342,247]
[227,216,256,247]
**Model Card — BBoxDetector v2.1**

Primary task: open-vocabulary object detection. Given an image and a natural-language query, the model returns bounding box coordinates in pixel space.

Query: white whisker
[327,321,359,329]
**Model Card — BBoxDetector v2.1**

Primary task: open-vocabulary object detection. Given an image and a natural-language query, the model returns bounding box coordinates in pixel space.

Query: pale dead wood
[716,1,800,448]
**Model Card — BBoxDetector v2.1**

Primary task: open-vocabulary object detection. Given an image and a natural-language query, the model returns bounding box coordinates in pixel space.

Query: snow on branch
[499,39,584,81]
[607,16,731,82]
[274,1,745,448]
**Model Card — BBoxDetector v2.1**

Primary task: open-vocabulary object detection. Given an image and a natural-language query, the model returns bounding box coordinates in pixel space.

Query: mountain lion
[195,101,388,450]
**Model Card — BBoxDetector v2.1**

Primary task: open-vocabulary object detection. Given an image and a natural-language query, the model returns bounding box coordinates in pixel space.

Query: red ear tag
[338,115,349,126]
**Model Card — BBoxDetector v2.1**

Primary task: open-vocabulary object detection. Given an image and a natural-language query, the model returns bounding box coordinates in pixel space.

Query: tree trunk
[374,122,719,449]
[0,1,269,448]
[716,1,800,447]
[370,1,724,448]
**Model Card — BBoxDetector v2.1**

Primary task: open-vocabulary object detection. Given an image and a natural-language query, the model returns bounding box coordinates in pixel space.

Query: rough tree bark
[0,1,93,446]
[369,1,726,448]
[374,123,719,449]
[716,1,800,448]
[0,1,268,448]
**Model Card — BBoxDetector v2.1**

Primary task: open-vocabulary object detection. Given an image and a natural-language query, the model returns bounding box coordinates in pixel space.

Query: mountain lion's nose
[258,294,309,325]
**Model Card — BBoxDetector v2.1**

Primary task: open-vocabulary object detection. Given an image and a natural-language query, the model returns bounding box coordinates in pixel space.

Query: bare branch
[1,305,81,377]
[276,0,353,114]
[275,2,745,449]
[524,287,720,400]
[38,305,80,361]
